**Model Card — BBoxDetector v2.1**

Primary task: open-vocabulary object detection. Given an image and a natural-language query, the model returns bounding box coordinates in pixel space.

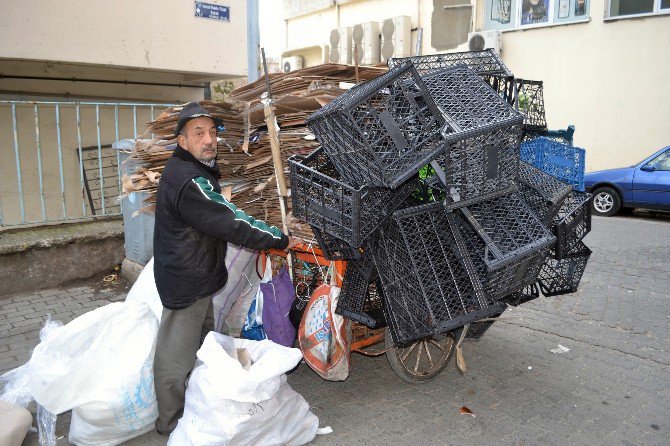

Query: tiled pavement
[2,214,669,445]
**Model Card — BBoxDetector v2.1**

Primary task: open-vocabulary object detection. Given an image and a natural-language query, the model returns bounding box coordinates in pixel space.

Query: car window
[648,150,670,171]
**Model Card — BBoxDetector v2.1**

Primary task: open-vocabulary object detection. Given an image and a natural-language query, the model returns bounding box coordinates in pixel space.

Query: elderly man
[153,102,299,434]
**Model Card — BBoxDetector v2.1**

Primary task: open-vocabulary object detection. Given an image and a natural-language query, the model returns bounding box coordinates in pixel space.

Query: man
[152,102,300,434]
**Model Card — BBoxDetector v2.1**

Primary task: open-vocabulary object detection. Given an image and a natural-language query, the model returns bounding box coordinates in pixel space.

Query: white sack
[168,333,318,446]
[125,257,163,322]
[28,301,159,446]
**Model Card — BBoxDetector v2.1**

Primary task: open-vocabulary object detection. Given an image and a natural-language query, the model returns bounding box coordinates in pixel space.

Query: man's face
[178,116,217,163]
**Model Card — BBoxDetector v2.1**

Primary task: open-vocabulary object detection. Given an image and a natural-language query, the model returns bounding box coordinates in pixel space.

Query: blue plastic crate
[520,137,585,191]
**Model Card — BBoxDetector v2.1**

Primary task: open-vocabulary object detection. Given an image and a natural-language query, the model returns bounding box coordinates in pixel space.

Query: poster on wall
[491,0,512,24]
[521,0,549,24]
[575,0,587,15]
[558,0,570,18]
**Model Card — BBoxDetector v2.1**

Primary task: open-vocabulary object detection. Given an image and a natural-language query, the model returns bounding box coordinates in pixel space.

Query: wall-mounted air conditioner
[381,16,412,62]
[329,27,353,64]
[282,56,304,73]
[352,21,380,65]
[467,30,502,54]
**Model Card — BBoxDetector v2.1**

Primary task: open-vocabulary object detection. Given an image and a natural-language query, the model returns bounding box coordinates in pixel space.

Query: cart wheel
[385,327,455,383]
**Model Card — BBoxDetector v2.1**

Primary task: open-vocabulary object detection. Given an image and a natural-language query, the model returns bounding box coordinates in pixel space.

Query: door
[632,148,670,210]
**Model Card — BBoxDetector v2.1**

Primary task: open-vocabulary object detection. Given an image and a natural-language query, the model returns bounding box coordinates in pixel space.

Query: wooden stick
[354,45,361,84]
[261,48,294,278]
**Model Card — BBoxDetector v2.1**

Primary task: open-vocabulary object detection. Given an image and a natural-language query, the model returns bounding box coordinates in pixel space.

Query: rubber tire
[385,327,454,384]
[591,186,621,217]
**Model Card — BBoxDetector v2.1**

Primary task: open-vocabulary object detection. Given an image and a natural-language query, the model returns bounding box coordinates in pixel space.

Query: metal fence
[0,100,175,228]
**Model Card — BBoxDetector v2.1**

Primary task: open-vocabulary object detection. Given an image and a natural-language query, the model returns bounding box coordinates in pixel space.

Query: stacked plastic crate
[290,50,593,346]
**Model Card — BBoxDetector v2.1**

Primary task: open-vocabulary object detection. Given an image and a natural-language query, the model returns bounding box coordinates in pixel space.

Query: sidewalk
[2,215,669,446]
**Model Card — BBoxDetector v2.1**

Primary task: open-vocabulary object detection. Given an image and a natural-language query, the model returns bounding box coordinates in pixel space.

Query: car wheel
[592,187,621,216]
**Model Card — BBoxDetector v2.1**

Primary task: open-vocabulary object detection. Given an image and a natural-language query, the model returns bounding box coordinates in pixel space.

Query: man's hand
[285,236,304,252]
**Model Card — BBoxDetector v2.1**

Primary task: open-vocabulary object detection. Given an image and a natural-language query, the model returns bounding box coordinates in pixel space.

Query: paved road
[2,215,669,445]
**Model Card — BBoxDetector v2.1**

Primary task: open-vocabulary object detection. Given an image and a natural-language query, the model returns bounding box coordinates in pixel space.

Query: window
[648,150,670,171]
[607,0,670,18]
[485,0,590,31]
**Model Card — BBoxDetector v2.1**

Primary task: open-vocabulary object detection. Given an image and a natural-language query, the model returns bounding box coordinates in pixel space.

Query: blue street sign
[195,2,230,22]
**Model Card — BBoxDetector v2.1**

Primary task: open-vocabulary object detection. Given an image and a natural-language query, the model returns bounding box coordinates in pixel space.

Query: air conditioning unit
[467,30,502,54]
[282,56,304,73]
[329,27,353,64]
[381,16,412,62]
[352,22,380,65]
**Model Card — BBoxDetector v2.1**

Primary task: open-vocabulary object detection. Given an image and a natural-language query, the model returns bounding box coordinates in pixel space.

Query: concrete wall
[277,0,471,61]
[496,0,670,172]
[0,0,248,78]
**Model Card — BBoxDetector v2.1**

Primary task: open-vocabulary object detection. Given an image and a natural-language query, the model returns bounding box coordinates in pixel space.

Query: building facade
[272,0,670,172]
[0,0,251,227]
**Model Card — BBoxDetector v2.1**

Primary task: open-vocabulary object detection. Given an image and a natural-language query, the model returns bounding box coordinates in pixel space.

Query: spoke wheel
[385,327,455,383]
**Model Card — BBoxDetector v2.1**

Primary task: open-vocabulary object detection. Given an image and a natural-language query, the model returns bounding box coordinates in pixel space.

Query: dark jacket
[153,146,288,309]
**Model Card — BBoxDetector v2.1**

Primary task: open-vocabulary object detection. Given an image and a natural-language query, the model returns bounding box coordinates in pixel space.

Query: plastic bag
[168,332,318,446]
[213,244,261,334]
[241,257,272,341]
[27,301,159,446]
[1,315,63,446]
[298,266,351,381]
[262,266,297,347]
[125,257,163,322]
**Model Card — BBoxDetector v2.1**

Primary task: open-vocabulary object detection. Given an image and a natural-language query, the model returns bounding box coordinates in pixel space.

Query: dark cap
[174,102,225,137]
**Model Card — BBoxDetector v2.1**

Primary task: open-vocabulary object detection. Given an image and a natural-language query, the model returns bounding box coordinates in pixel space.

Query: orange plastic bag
[298,268,350,381]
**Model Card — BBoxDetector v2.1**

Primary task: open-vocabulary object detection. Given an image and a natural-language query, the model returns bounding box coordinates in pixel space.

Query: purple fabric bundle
[261,268,297,347]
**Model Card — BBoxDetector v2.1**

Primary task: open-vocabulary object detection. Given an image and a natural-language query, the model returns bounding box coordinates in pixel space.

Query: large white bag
[214,244,261,335]
[125,257,163,322]
[168,333,318,446]
[28,301,159,446]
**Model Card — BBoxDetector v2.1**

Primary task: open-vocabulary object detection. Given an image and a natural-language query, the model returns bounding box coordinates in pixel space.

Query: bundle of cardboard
[123,64,386,239]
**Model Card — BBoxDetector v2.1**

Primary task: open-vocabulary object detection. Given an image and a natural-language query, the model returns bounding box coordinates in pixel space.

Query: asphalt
[1,214,669,446]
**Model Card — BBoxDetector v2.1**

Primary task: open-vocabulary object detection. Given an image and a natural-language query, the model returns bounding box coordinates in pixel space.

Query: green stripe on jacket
[192,176,282,240]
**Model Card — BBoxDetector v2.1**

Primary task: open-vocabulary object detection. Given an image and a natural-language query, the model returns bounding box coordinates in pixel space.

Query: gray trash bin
[114,140,154,265]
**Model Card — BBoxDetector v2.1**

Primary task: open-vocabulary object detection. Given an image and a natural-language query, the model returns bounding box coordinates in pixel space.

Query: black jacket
[153,146,288,309]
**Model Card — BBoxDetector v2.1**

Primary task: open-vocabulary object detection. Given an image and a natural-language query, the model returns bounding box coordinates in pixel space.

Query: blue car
[584,146,670,216]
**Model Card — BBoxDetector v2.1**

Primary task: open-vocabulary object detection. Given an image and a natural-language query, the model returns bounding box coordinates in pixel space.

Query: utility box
[114,140,154,265]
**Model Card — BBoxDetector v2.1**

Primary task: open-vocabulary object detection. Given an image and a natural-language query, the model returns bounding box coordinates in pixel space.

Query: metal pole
[96,105,105,214]
[247,0,260,83]
[133,105,137,139]
[115,104,122,214]
[11,103,26,223]
[76,104,87,216]
[55,104,68,219]
[34,104,47,222]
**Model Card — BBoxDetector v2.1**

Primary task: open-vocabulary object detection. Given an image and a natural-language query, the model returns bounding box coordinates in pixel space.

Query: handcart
[267,243,457,383]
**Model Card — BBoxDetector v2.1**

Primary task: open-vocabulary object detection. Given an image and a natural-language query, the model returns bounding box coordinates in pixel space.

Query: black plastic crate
[311,226,362,261]
[518,161,572,226]
[553,191,592,259]
[306,64,448,188]
[335,250,385,328]
[370,201,506,346]
[449,192,556,300]
[483,74,515,105]
[420,66,524,209]
[503,282,541,307]
[538,242,591,297]
[388,49,513,77]
[289,148,418,247]
[515,79,547,131]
